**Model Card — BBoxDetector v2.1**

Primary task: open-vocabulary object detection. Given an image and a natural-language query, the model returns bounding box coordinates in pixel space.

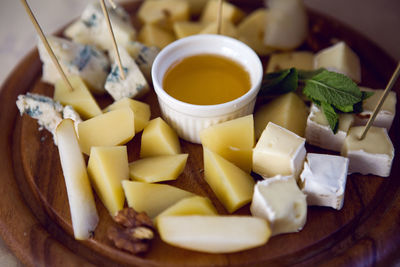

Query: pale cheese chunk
[305,103,354,152]
[87,146,129,216]
[266,51,314,73]
[138,23,176,49]
[105,45,149,101]
[38,36,109,94]
[200,0,245,24]
[64,2,136,51]
[173,21,206,39]
[253,122,306,179]
[300,153,349,210]
[353,87,397,130]
[314,41,361,83]
[199,19,238,38]
[341,126,394,177]
[250,175,307,236]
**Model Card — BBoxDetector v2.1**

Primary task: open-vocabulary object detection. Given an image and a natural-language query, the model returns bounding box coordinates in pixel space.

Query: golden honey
[163,54,251,105]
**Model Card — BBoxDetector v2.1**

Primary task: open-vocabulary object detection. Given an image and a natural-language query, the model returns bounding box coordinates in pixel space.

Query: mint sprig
[258,68,373,134]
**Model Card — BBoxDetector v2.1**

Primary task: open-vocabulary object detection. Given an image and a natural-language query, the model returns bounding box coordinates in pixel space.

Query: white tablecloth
[0,0,399,265]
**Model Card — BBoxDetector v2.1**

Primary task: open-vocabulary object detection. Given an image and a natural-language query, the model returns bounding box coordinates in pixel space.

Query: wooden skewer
[20,0,74,92]
[359,62,400,140]
[107,0,117,9]
[216,0,223,35]
[99,0,126,80]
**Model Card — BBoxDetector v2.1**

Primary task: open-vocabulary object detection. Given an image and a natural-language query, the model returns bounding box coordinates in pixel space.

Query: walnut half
[108,208,155,254]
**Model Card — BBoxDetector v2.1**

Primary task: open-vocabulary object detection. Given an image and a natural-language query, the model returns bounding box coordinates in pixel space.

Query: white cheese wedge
[64,2,136,51]
[38,36,109,94]
[250,175,307,236]
[62,105,83,135]
[305,103,354,152]
[353,87,397,130]
[300,153,349,210]
[314,41,361,83]
[253,122,306,179]
[105,45,149,101]
[125,41,160,82]
[341,126,394,177]
[266,51,314,73]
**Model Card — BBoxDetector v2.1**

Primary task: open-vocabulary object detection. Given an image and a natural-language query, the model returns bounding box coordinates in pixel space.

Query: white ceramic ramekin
[151,34,263,144]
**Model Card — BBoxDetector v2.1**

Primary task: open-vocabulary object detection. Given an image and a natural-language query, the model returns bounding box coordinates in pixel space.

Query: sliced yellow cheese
[199,19,238,38]
[54,75,102,120]
[138,23,176,49]
[201,0,245,24]
[122,180,194,218]
[203,147,255,213]
[87,146,129,216]
[77,108,135,155]
[129,154,188,183]
[266,51,314,73]
[173,21,206,39]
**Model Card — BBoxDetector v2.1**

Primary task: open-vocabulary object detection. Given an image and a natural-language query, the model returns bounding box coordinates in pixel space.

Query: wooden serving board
[1,1,399,266]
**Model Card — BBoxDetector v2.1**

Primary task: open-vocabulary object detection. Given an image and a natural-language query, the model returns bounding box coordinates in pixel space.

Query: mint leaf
[298,68,324,81]
[258,68,298,98]
[321,102,339,134]
[303,70,361,107]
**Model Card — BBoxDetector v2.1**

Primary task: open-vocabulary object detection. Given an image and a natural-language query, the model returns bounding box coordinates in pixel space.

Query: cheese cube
[87,146,129,216]
[305,103,354,152]
[64,2,136,51]
[203,147,255,213]
[250,175,307,236]
[341,126,394,177]
[300,153,349,210]
[184,0,208,15]
[253,122,306,179]
[105,45,149,101]
[266,51,314,73]
[314,41,361,83]
[77,108,135,155]
[125,41,160,82]
[201,0,245,24]
[254,92,308,139]
[173,21,206,39]
[199,19,238,38]
[129,154,188,183]
[122,180,194,218]
[38,36,110,94]
[103,98,151,133]
[138,0,190,30]
[353,87,397,130]
[138,23,176,49]
[54,75,102,120]
[140,117,181,158]
[200,115,254,173]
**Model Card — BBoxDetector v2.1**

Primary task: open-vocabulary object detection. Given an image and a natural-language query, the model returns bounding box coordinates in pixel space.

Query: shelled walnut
[108,207,155,254]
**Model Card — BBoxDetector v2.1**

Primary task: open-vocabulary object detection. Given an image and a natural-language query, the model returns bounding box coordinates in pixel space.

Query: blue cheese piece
[38,36,109,94]
[341,126,394,177]
[125,41,160,81]
[105,45,149,101]
[300,153,349,210]
[305,103,354,152]
[64,2,136,51]
[62,105,83,135]
[353,87,397,130]
[250,175,307,236]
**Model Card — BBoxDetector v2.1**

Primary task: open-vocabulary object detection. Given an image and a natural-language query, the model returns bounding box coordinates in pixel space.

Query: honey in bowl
[162,54,251,105]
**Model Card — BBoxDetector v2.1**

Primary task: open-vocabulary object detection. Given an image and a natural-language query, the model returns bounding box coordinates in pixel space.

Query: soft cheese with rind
[250,175,307,236]
[300,153,349,210]
[305,103,354,152]
[253,122,306,179]
[341,126,394,177]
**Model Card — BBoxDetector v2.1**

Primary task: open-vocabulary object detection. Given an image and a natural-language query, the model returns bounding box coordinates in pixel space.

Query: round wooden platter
[1,1,400,266]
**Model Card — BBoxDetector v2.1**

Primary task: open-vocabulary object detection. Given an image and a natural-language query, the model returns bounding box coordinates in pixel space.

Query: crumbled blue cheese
[64,2,136,51]
[125,41,160,81]
[38,36,109,94]
[16,93,83,144]
[105,45,149,101]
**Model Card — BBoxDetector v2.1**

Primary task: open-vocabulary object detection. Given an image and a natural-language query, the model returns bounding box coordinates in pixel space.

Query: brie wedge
[253,122,306,179]
[341,126,394,177]
[305,103,354,152]
[250,175,307,236]
[300,153,349,210]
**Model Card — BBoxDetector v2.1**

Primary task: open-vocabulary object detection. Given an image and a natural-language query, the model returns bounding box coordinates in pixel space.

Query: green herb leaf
[303,70,361,107]
[297,68,325,81]
[321,102,339,134]
[258,68,298,98]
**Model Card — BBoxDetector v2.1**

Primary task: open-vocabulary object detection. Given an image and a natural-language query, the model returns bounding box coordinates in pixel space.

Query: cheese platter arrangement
[0,0,399,266]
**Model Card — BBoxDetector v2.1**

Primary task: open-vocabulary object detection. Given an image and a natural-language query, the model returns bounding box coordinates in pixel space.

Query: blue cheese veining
[125,41,160,81]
